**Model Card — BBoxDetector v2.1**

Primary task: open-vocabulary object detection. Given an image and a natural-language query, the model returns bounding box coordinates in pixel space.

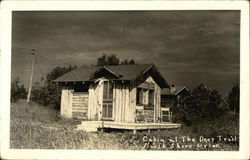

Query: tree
[45,65,77,83]
[11,77,27,102]
[97,54,136,66]
[182,84,223,124]
[120,59,136,65]
[97,54,120,66]
[171,93,190,124]
[129,59,135,65]
[31,65,76,109]
[227,82,239,113]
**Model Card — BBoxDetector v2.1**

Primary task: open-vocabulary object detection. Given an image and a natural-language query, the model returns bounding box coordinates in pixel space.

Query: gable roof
[54,64,169,88]
[161,86,188,96]
[106,64,154,80]
[54,65,101,83]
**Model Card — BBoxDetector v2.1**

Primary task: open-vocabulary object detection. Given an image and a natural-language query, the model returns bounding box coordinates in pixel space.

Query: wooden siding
[88,81,103,121]
[154,84,161,122]
[72,92,88,119]
[113,82,135,123]
[87,80,135,123]
[60,76,161,123]
[60,88,73,118]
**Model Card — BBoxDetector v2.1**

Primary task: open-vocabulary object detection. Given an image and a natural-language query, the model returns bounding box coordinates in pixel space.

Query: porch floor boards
[77,121,181,132]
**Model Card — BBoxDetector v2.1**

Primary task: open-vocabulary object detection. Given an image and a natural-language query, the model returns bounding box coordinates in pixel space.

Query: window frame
[136,87,154,107]
[102,80,114,120]
[161,108,171,122]
[148,89,154,106]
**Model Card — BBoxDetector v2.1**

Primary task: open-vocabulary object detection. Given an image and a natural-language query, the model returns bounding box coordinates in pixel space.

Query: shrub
[31,65,76,109]
[186,84,222,121]
[227,82,239,113]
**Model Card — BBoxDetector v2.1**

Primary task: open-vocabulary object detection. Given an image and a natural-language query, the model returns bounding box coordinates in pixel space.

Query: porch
[77,121,181,133]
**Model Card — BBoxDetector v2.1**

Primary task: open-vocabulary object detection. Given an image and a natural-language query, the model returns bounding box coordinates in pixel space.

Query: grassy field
[10,100,239,150]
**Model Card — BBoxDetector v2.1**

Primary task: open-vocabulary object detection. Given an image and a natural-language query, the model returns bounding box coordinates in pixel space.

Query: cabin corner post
[68,89,73,118]
[157,87,161,122]
[98,80,104,121]
[153,83,161,123]
[60,87,74,118]
[87,84,93,120]
[130,81,137,123]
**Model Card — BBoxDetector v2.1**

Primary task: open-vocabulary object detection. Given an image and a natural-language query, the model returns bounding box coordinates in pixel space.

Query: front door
[102,81,114,120]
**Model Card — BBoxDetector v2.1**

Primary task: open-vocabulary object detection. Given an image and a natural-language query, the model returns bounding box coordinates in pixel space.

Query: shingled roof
[54,64,169,88]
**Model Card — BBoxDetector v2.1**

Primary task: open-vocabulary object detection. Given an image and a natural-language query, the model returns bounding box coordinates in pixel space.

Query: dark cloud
[11,11,240,95]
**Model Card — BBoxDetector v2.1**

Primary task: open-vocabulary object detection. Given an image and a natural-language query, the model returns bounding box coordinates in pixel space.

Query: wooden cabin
[161,85,189,122]
[54,64,181,132]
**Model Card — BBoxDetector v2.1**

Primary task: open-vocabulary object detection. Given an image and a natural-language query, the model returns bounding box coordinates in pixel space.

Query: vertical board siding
[130,81,137,123]
[113,82,135,123]
[122,84,126,122]
[154,85,161,122]
[60,88,73,118]
[88,81,103,121]
[88,84,97,120]
[72,92,88,119]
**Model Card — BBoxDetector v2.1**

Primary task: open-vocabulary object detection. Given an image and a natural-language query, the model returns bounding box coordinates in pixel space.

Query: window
[136,88,154,106]
[103,81,108,99]
[136,88,143,105]
[142,89,148,104]
[149,90,154,105]
[102,81,114,119]
[162,111,170,122]
[102,103,113,118]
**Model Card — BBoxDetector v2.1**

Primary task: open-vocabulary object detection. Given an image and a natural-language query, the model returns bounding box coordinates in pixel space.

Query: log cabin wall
[72,92,88,119]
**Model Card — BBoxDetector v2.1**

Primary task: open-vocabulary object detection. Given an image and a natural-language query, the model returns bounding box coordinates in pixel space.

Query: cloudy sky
[11,11,240,96]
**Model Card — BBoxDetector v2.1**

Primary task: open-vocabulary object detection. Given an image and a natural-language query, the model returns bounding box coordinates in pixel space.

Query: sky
[11,11,240,96]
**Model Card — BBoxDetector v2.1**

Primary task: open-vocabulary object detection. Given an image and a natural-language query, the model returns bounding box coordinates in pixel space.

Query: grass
[10,100,239,150]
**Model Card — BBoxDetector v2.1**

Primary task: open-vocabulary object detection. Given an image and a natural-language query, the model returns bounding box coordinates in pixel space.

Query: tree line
[171,83,239,126]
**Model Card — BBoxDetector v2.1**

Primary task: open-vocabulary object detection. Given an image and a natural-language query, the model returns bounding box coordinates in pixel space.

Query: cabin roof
[54,64,170,88]
[161,86,188,96]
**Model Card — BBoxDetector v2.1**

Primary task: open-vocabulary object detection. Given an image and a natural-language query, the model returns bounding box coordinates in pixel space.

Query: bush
[31,65,76,109]
[11,77,27,102]
[172,84,224,125]
[31,82,61,109]
[227,82,239,113]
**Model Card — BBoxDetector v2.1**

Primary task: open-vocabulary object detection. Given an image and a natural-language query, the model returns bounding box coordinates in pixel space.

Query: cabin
[161,86,189,122]
[54,64,181,132]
